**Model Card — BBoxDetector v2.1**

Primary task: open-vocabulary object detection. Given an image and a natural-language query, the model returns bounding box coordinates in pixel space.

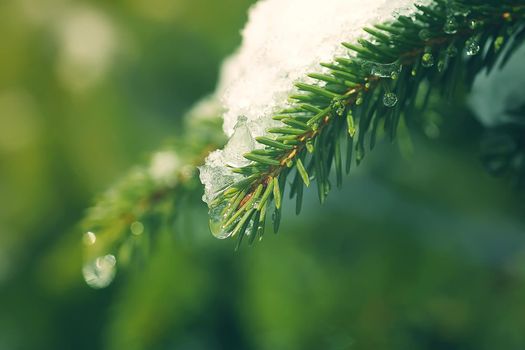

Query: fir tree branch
[81,110,225,287]
[209,0,525,246]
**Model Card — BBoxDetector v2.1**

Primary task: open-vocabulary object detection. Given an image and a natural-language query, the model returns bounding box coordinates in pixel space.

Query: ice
[198,117,254,204]
[198,150,242,204]
[82,254,117,289]
[200,0,426,205]
[149,150,181,187]
[223,116,256,168]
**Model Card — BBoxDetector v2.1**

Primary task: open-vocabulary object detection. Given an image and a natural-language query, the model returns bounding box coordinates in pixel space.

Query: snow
[200,0,426,205]
[149,151,181,187]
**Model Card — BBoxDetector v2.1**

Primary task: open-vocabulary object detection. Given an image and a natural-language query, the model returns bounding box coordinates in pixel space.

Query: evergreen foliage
[82,0,525,270]
[208,0,525,246]
[82,113,225,283]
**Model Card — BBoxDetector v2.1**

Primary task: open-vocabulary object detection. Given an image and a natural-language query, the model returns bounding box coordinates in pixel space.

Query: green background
[1,0,524,349]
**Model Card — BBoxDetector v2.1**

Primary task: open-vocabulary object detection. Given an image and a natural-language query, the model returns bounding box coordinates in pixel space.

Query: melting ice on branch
[199,0,427,205]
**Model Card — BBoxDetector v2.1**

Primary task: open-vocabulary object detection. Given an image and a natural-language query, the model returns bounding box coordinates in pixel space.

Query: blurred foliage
[0,1,524,350]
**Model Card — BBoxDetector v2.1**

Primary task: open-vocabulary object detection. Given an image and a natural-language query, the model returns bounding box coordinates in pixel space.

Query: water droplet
[421,53,434,68]
[370,62,401,79]
[83,231,96,246]
[468,19,485,30]
[383,92,398,108]
[332,100,346,117]
[390,71,399,80]
[245,220,254,236]
[418,29,432,41]
[324,181,331,196]
[83,254,117,289]
[130,221,144,236]
[306,141,314,153]
[208,201,233,239]
[465,37,480,56]
[437,59,446,73]
[443,16,458,34]
[355,147,364,164]
[355,93,363,106]
[452,6,470,17]
[494,36,504,51]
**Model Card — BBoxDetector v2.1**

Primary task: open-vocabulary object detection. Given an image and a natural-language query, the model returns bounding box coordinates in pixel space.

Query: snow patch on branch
[200,0,426,205]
